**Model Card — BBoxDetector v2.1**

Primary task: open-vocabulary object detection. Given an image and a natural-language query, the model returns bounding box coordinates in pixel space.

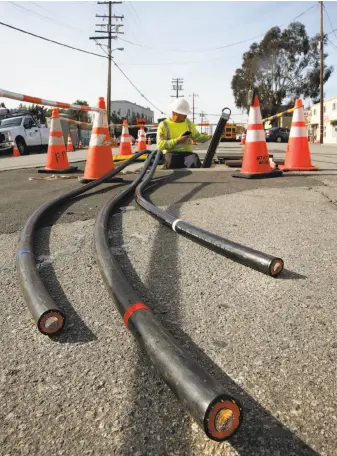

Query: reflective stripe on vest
[163,120,171,140]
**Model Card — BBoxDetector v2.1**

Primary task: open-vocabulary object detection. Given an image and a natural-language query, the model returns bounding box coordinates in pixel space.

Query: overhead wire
[118,3,318,53]
[94,40,165,114]
[128,2,142,26]
[323,3,337,49]
[323,4,337,40]
[1,2,323,115]
[0,19,164,115]
[328,38,337,50]
[9,1,86,35]
[0,21,106,58]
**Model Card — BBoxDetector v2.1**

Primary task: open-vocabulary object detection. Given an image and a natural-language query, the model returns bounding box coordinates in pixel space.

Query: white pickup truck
[0,114,49,155]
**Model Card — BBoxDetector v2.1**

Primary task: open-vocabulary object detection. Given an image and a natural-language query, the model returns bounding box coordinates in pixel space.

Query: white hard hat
[170,98,191,116]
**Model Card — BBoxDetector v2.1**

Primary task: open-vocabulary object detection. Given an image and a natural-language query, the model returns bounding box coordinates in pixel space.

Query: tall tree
[231,22,333,123]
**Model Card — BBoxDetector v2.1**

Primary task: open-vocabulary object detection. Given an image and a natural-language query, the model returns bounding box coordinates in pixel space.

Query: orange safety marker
[79,97,118,183]
[233,95,282,179]
[38,108,77,174]
[12,140,20,157]
[240,132,246,145]
[147,136,152,145]
[112,120,134,162]
[78,140,83,149]
[279,99,318,171]
[137,127,147,152]
[66,133,74,152]
[119,120,133,156]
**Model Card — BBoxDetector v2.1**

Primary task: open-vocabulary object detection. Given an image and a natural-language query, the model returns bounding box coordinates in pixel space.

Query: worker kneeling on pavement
[157,98,211,169]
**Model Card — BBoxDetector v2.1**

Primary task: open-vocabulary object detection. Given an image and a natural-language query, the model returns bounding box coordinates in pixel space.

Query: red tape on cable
[123,303,151,328]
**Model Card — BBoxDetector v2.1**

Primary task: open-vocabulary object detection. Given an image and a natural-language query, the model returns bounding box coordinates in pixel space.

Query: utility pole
[171,78,184,98]
[200,110,206,133]
[90,1,124,123]
[189,92,198,123]
[320,0,324,144]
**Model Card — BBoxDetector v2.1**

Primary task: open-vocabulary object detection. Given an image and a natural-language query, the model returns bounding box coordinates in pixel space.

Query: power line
[95,41,164,114]
[128,2,142,25]
[0,20,165,114]
[9,1,84,34]
[118,4,318,53]
[328,37,337,50]
[112,63,165,114]
[326,27,337,36]
[0,21,106,58]
[323,3,337,44]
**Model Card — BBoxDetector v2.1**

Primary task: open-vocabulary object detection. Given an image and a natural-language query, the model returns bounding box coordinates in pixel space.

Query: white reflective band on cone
[49,136,64,146]
[92,111,100,128]
[246,130,266,142]
[102,110,108,128]
[89,134,109,147]
[290,126,307,138]
[292,107,304,122]
[248,106,262,124]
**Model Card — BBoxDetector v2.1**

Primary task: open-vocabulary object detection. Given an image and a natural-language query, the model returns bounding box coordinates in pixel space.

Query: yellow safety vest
[157,118,209,154]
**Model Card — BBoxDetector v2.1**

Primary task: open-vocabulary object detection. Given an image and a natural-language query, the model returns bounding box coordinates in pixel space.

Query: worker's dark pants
[163,152,201,169]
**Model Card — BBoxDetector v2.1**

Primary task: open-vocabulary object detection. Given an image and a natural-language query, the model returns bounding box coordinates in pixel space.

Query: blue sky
[1,1,337,123]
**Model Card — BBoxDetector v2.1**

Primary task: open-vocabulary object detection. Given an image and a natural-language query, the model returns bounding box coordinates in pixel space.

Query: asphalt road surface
[1,145,337,456]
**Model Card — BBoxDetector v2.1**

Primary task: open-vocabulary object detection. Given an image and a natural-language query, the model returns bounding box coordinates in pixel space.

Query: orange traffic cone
[12,140,20,157]
[279,99,318,171]
[137,127,147,152]
[79,140,83,149]
[233,96,282,179]
[67,133,74,152]
[240,132,246,145]
[147,137,152,145]
[119,120,133,156]
[191,139,197,145]
[79,97,118,183]
[38,109,77,174]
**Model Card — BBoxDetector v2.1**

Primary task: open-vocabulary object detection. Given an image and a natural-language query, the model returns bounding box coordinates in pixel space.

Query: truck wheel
[16,139,28,155]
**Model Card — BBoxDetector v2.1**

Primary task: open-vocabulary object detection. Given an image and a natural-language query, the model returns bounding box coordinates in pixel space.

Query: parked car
[265,127,290,143]
[0,114,49,155]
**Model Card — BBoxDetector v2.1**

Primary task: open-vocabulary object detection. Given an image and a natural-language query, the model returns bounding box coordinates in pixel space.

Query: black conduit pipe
[135,154,284,277]
[94,149,242,441]
[202,108,231,168]
[17,151,149,336]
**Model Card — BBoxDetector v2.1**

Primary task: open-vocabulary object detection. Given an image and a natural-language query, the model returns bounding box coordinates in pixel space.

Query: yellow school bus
[221,122,237,141]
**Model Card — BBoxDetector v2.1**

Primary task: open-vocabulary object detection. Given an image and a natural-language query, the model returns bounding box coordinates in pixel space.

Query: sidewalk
[0,145,159,172]
[0,149,89,171]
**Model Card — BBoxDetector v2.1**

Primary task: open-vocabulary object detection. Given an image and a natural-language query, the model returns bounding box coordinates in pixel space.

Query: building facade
[110,100,154,124]
[310,97,337,144]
